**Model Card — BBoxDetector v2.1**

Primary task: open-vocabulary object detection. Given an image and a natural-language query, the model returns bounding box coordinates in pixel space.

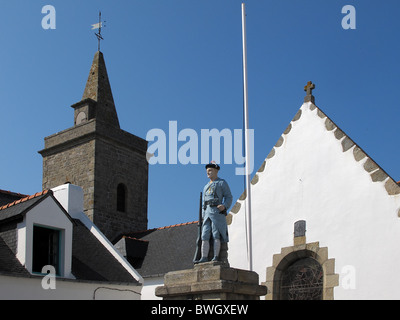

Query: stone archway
[263,239,339,300]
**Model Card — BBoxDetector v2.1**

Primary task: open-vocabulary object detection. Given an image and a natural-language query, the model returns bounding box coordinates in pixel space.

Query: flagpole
[241,2,253,271]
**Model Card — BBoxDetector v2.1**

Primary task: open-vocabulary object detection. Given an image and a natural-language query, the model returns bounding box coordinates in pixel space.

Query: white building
[119,90,400,300]
[227,96,400,299]
[0,183,143,299]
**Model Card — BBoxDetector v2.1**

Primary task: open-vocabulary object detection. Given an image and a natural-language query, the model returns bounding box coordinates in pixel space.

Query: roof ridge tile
[0,189,50,211]
[0,189,29,198]
[132,220,199,234]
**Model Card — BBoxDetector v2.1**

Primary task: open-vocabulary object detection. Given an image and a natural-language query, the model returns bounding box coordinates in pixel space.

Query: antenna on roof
[92,11,106,51]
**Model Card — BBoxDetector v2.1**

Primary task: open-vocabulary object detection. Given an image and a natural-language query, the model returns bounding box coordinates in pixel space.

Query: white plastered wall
[16,196,74,278]
[227,102,400,299]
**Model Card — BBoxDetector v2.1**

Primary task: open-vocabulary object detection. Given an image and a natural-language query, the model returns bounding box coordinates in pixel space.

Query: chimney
[52,183,84,219]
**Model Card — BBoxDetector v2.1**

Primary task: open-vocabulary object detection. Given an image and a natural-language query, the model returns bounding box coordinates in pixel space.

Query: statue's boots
[198,240,210,263]
[212,239,221,261]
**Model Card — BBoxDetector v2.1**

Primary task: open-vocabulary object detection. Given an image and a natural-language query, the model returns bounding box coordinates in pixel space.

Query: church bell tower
[39,51,148,241]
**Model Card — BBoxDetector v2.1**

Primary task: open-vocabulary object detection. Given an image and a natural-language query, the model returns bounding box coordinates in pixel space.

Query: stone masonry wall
[93,137,148,241]
[41,139,96,221]
[40,119,149,241]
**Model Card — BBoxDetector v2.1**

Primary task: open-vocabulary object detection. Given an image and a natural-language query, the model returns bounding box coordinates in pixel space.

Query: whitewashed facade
[227,101,400,299]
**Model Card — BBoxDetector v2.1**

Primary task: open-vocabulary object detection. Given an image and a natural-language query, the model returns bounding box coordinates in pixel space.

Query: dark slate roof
[0,235,30,276]
[0,190,51,224]
[72,219,138,283]
[0,190,138,284]
[0,191,53,277]
[115,221,199,277]
[0,190,28,206]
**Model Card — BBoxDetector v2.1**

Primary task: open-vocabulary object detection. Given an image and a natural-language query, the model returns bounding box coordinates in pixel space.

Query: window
[264,230,339,300]
[280,257,323,300]
[32,225,61,275]
[117,183,127,212]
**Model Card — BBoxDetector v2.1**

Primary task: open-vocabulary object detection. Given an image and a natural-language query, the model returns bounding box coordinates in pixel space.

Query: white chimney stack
[52,183,84,219]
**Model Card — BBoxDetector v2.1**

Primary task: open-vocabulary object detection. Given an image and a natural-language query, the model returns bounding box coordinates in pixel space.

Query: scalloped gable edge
[230,101,400,218]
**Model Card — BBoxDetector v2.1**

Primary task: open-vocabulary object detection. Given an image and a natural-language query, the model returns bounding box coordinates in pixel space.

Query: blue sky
[1,1,400,229]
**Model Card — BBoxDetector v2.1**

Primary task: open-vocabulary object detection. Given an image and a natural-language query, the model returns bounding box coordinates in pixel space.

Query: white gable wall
[3,186,143,300]
[16,196,74,278]
[228,102,400,299]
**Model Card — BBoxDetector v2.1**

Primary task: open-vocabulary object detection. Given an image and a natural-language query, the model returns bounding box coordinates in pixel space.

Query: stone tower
[39,51,148,241]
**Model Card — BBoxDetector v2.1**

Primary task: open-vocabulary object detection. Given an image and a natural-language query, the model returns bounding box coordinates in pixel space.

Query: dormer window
[32,225,61,275]
[4,189,75,279]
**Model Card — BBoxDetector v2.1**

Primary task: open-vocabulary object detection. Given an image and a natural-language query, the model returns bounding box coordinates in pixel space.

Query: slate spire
[82,50,120,128]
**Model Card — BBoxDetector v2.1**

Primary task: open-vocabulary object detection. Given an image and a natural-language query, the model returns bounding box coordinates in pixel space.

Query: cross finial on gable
[304,81,316,104]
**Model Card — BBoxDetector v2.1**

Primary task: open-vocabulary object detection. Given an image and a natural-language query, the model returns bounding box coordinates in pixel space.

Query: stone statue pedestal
[155,261,267,300]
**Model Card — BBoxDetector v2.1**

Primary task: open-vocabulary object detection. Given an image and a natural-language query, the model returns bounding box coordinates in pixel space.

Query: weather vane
[91,11,106,51]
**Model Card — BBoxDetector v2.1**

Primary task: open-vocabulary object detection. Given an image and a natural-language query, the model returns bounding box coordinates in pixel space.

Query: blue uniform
[201,178,233,243]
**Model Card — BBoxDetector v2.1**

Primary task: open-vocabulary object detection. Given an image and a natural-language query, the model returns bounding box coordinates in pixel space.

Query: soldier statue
[196,161,233,263]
